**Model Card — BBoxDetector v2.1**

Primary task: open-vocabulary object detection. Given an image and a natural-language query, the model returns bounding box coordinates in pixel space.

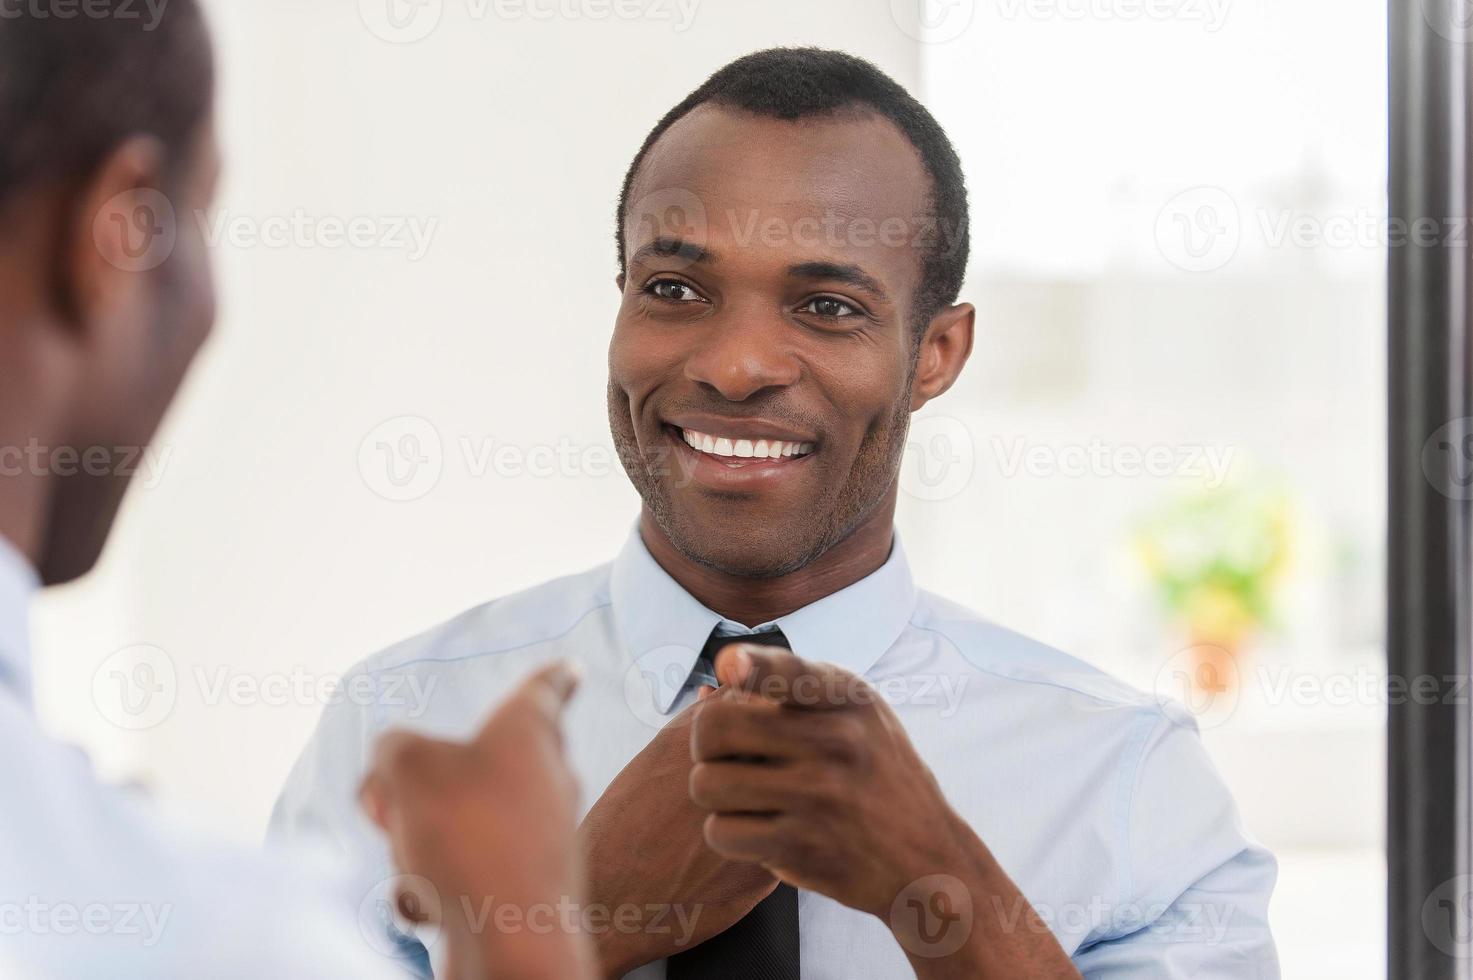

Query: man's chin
[38,472,130,586]
[660,511,823,581]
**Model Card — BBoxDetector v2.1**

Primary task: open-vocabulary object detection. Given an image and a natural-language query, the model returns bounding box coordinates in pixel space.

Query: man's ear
[63,135,171,335]
[910,302,975,411]
[615,272,626,293]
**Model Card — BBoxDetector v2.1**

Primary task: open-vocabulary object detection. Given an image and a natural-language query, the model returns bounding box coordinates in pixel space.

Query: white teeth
[678,428,812,460]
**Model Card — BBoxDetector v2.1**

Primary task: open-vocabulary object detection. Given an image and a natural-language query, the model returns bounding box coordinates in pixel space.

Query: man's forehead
[625,105,933,282]
[628,104,932,233]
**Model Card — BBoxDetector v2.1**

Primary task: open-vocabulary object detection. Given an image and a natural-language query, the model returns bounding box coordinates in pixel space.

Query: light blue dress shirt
[272,526,1280,979]
[0,535,410,980]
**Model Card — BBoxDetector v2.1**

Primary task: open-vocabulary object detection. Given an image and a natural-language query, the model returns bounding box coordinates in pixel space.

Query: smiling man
[273,48,1278,979]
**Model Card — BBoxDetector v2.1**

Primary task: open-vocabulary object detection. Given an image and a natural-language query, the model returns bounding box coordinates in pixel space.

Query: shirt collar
[610,522,917,715]
[0,533,39,703]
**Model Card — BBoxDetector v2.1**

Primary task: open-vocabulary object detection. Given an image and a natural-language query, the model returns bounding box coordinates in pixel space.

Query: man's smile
[659,415,819,488]
[676,426,815,462]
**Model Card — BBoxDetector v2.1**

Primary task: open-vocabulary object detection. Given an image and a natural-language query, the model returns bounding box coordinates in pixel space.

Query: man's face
[609,105,935,578]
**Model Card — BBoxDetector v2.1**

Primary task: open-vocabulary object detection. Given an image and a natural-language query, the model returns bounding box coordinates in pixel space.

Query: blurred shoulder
[351,560,615,680]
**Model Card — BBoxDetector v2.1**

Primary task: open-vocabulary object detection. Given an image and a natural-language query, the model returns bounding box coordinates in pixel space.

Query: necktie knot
[692,626,791,691]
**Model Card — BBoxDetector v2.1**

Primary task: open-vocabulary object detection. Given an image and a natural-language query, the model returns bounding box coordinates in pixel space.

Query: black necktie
[666,628,801,980]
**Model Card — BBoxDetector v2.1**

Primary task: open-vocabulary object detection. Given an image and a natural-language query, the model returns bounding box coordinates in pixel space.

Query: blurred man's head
[608,48,973,579]
[0,0,218,584]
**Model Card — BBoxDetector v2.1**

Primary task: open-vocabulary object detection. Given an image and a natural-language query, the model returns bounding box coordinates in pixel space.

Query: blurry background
[31,0,1386,976]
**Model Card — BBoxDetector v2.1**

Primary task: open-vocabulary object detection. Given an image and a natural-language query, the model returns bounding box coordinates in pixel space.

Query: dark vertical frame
[1389,0,1473,976]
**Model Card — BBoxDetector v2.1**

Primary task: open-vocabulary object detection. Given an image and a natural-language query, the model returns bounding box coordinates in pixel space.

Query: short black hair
[615,47,969,328]
[0,0,213,209]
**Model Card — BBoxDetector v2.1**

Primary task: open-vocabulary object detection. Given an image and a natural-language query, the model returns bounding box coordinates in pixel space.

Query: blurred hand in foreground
[361,661,595,980]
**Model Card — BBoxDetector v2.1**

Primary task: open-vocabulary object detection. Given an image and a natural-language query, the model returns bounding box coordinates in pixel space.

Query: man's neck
[0,472,45,571]
[0,346,51,571]
[638,491,898,627]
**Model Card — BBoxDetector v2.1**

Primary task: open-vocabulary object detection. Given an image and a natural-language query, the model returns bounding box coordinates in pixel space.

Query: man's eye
[646,280,704,302]
[800,296,860,318]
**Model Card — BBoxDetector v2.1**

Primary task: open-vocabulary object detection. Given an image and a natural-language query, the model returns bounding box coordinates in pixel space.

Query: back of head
[0,0,213,214]
[0,0,216,585]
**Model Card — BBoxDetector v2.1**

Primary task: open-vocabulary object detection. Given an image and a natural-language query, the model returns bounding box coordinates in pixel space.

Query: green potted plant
[1135,480,1293,693]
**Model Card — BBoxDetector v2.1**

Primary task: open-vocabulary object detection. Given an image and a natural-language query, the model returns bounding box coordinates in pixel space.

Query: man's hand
[688,646,1082,980]
[579,691,778,976]
[360,661,596,980]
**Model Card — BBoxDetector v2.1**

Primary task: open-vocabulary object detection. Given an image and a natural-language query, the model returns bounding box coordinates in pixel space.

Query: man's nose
[683,310,801,402]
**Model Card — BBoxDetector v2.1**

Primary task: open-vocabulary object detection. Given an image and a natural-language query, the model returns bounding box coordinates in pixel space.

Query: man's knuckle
[377,733,425,773]
[688,764,715,805]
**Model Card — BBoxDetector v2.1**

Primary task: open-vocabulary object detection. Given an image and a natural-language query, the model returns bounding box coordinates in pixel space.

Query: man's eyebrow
[628,237,715,268]
[788,261,889,301]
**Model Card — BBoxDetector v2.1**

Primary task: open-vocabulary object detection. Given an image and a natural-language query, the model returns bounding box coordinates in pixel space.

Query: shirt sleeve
[1071,709,1280,979]
[0,690,415,980]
